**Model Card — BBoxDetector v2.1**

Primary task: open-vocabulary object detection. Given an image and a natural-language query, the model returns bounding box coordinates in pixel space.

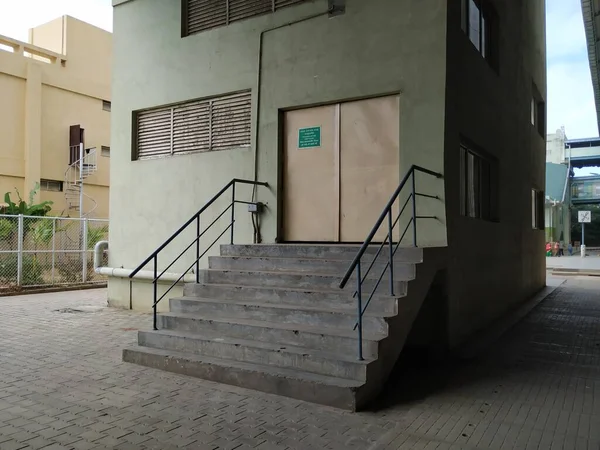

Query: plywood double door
[283,95,400,242]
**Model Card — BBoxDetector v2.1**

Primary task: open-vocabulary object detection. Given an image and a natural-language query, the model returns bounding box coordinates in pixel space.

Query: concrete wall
[0,16,111,218]
[547,129,566,164]
[110,0,449,309]
[444,0,547,346]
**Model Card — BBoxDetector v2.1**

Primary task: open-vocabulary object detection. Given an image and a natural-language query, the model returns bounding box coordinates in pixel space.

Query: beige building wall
[0,16,111,218]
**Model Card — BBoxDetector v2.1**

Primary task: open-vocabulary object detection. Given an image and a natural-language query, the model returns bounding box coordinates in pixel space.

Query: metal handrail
[338,165,442,360]
[129,179,268,330]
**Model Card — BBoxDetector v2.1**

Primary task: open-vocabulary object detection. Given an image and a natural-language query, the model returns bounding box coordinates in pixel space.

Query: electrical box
[248,202,265,214]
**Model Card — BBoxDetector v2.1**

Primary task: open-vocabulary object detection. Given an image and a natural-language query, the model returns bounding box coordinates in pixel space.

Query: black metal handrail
[129,179,268,330]
[338,165,442,360]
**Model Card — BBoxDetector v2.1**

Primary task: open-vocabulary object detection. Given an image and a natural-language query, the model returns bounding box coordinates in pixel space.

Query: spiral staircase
[65,144,98,217]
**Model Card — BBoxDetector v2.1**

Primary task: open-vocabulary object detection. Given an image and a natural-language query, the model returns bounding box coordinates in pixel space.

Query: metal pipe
[196,216,200,284]
[356,261,363,361]
[153,255,158,330]
[339,166,441,289]
[412,171,417,247]
[51,218,56,284]
[387,210,394,297]
[231,183,236,244]
[93,240,108,271]
[130,179,267,278]
[252,8,332,200]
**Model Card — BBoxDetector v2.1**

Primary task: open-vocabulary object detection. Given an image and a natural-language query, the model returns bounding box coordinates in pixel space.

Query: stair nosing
[159,311,385,341]
[141,328,375,364]
[124,346,364,388]
[190,282,407,299]
[202,268,412,280]
[172,296,394,318]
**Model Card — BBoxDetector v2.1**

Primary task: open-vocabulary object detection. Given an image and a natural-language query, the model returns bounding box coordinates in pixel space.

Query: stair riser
[122,348,359,410]
[208,256,416,280]
[169,299,388,334]
[157,315,379,358]
[138,331,368,381]
[199,270,408,294]
[221,244,423,262]
[182,284,398,314]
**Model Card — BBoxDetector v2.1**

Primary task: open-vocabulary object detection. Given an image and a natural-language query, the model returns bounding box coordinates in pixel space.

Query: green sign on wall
[298,126,321,149]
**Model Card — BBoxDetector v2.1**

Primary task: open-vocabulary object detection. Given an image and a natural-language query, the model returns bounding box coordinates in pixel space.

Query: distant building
[545,162,571,245]
[547,128,567,164]
[0,16,111,218]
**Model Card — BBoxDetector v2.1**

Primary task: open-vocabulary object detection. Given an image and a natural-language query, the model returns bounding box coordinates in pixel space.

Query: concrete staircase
[123,244,431,410]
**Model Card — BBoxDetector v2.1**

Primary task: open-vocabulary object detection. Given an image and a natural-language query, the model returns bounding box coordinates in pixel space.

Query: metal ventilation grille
[185,0,310,35]
[136,107,173,159]
[173,101,211,154]
[229,0,272,23]
[134,91,251,160]
[211,91,252,150]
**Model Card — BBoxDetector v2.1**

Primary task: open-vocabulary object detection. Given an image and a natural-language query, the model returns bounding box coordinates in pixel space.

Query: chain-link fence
[0,214,108,292]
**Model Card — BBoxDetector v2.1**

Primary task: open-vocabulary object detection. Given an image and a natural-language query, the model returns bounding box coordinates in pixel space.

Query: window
[101,146,110,157]
[183,0,309,36]
[134,90,251,160]
[462,0,498,69]
[460,142,499,221]
[102,100,111,112]
[532,189,544,230]
[40,179,63,192]
[531,83,545,137]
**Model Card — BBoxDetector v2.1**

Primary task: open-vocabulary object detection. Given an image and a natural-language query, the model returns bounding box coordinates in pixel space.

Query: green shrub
[0,254,44,286]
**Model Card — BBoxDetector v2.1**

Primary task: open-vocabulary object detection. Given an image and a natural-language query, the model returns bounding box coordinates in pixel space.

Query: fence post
[51,218,56,284]
[16,214,23,286]
[82,219,88,283]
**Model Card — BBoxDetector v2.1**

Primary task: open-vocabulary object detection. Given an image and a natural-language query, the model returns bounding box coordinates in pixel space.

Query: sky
[0,0,597,139]
[0,0,112,42]
[546,0,598,140]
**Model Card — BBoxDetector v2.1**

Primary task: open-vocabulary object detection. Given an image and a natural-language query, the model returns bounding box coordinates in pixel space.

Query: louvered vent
[136,107,172,159]
[135,91,251,160]
[184,0,310,36]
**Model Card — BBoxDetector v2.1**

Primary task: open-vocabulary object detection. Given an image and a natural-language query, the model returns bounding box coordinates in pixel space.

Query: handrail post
[387,210,395,296]
[195,216,200,284]
[153,255,158,331]
[356,261,364,361]
[412,170,417,247]
[230,182,235,245]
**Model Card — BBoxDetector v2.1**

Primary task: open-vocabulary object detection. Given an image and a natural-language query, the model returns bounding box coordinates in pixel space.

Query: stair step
[169,297,389,334]
[122,346,363,410]
[208,256,416,280]
[183,283,398,314]
[198,269,408,294]
[157,312,381,358]
[138,329,372,380]
[221,244,423,262]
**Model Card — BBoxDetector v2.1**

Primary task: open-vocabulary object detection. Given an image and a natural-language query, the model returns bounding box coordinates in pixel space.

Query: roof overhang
[582,0,600,135]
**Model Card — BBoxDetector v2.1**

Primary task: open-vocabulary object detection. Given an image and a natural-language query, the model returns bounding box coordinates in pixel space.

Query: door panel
[339,96,400,242]
[283,105,338,242]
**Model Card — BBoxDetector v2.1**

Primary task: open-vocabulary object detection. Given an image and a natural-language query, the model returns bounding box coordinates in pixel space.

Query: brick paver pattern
[0,278,598,449]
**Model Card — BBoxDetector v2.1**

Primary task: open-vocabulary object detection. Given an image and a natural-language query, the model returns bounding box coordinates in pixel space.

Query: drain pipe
[93,241,196,281]
[250,6,336,242]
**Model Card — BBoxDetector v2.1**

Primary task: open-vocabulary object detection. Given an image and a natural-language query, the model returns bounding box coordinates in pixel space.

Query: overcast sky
[0,0,597,141]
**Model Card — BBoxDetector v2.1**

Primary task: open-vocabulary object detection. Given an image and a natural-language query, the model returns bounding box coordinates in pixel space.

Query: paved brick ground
[0,279,598,449]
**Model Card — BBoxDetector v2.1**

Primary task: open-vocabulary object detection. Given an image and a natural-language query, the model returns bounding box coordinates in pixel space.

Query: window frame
[101,146,110,157]
[102,100,111,112]
[460,140,499,222]
[531,83,546,137]
[40,179,63,192]
[462,0,498,70]
[531,189,544,230]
